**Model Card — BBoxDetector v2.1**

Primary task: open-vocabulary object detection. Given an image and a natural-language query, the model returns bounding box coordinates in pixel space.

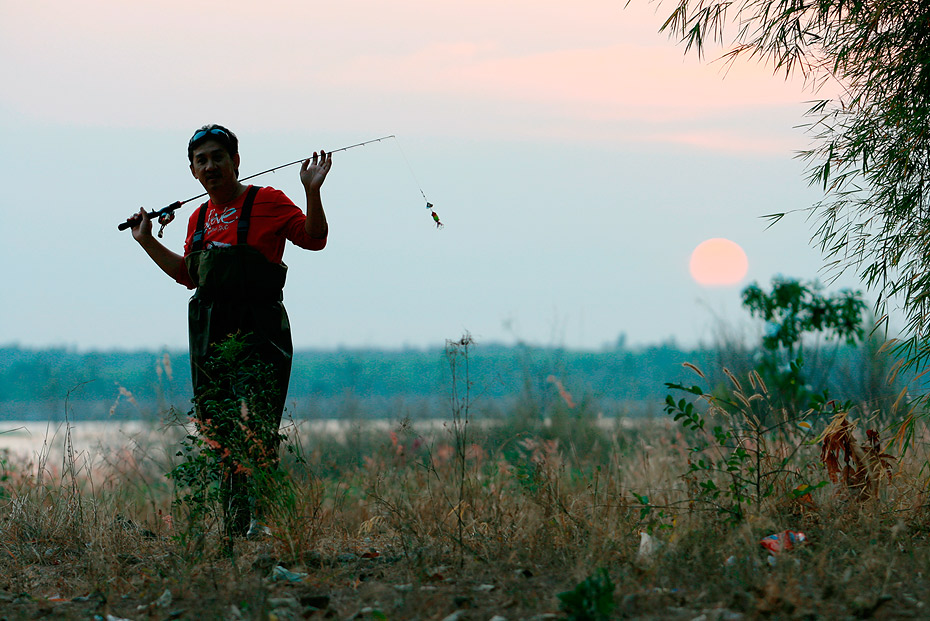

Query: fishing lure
[428,203,443,229]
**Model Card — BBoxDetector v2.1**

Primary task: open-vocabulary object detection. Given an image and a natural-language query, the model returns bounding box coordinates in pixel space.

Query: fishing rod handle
[117,201,182,231]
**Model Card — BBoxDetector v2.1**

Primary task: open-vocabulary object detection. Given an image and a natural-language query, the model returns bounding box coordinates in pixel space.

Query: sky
[0,0,881,353]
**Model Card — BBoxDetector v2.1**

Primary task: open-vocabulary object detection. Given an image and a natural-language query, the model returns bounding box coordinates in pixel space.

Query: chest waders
[184,185,292,537]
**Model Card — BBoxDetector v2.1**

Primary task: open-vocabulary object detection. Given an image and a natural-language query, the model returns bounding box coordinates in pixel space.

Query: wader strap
[191,201,209,253]
[189,185,261,251]
[237,185,260,245]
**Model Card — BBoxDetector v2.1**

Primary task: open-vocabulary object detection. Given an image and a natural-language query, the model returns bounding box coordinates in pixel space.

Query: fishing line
[393,137,442,229]
[118,134,442,234]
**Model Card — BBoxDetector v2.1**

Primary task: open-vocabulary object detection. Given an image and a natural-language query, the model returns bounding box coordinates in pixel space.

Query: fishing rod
[117,135,396,232]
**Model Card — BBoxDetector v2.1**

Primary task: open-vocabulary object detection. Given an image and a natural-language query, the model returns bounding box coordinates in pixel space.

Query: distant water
[0,418,420,461]
[0,420,162,462]
[0,416,644,463]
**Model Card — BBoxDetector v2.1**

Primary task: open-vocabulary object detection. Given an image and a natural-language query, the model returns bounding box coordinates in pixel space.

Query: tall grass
[1,358,930,619]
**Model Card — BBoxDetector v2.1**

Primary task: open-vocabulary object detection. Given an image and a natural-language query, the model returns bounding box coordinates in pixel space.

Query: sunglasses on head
[189,127,230,145]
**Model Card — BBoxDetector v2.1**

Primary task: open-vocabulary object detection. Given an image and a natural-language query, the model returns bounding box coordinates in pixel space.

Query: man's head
[187,124,238,165]
[188,124,242,198]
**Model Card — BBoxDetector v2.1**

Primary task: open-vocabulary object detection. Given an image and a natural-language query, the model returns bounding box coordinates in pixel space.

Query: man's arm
[127,208,188,281]
[300,150,332,239]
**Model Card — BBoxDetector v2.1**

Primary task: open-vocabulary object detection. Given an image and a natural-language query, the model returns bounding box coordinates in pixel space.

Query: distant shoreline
[0,416,648,462]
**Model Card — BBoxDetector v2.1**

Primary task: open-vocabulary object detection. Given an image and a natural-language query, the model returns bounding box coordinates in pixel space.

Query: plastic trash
[246,519,272,539]
[637,532,660,564]
[271,565,308,582]
[760,530,806,554]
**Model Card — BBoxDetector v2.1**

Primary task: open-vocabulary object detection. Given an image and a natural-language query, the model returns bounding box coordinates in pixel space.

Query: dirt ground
[0,534,925,621]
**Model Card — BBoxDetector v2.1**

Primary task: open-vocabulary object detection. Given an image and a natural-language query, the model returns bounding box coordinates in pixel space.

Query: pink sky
[1,0,831,152]
[0,1,872,351]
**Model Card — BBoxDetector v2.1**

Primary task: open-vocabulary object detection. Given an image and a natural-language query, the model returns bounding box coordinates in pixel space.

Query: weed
[557,568,615,621]
[445,333,474,566]
[663,365,821,522]
[167,333,288,541]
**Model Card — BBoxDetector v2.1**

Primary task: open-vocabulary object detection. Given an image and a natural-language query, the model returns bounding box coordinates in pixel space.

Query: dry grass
[1,405,930,621]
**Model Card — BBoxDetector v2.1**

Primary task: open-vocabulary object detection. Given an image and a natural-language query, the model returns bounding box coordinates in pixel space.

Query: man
[126,124,331,536]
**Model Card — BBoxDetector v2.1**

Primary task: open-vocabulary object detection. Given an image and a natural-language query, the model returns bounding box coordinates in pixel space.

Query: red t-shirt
[173,185,327,288]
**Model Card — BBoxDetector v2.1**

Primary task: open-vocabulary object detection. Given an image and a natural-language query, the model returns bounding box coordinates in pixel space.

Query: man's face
[189,140,240,193]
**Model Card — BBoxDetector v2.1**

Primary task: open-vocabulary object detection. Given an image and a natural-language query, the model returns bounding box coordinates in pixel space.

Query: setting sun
[689,238,749,286]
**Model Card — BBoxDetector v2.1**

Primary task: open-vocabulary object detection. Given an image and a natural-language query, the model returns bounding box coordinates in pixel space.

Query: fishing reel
[156,210,176,238]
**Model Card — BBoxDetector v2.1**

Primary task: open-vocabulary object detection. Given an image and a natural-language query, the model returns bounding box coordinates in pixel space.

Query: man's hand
[126,206,186,280]
[128,208,153,242]
[300,150,332,192]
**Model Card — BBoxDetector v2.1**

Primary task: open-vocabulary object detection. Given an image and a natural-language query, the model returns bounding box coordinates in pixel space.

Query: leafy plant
[167,333,287,539]
[664,365,822,522]
[630,491,674,534]
[741,277,866,411]
[557,568,615,621]
[661,279,876,521]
